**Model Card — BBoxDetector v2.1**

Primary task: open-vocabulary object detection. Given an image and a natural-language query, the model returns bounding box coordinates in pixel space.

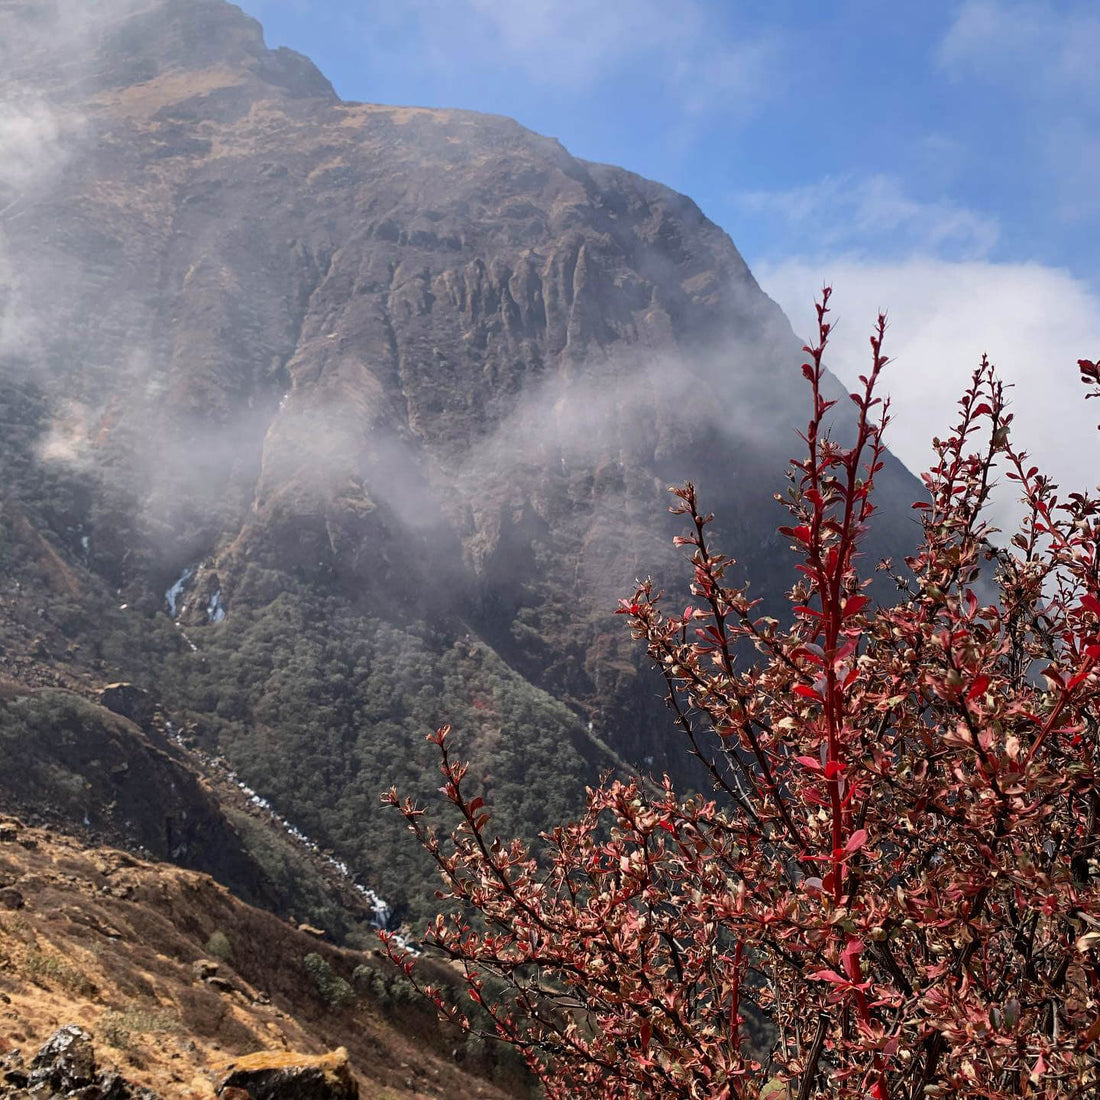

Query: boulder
[96,684,156,730]
[193,959,220,981]
[215,1048,358,1099]
[1,1048,28,1089]
[0,1027,163,1099]
[0,889,23,911]
[28,1025,95,1091]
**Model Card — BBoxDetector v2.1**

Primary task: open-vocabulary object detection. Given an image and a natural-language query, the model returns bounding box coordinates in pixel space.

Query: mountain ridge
[0,0,926,922]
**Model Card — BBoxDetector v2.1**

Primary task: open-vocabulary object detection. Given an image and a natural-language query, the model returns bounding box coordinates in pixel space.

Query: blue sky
[237,0,1100,514]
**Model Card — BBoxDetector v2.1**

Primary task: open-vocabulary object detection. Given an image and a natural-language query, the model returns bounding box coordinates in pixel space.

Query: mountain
[0,0,926,927]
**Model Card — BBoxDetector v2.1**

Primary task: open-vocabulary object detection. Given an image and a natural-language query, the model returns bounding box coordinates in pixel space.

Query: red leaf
[1043,667,1065,689]
[808,968,847,985]
[796,755,824,773]
[1080,594,1100,617]
[794,684,822,702]
[842,595,870,618]
[844,828,869,854]
[840,937,864,979]
[1067,668,1092,692]
[967,675,990,701]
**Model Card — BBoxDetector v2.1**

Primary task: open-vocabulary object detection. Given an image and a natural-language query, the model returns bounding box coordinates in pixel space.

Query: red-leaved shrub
[384,292,1100,1098]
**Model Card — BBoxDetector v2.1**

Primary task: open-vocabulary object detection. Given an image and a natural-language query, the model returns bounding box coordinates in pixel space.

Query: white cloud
[939,0,1100,95]
[0,100,72,192]
[465,0,669,81]
[757,257,1100,531]
[735,174,1000,260]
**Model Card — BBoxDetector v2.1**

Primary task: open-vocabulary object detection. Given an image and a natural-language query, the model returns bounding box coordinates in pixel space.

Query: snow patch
[207,588,226,624]
[165,567,193,617]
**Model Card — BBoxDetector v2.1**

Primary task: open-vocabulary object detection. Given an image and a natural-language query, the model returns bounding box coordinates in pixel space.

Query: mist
[0,0,924,633]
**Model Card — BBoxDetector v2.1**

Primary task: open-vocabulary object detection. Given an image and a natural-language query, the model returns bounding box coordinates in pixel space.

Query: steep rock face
[0,0,926,906]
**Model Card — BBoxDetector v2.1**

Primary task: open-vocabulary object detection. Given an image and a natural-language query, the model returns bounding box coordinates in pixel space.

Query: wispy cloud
[0,100,72,193]
[938,0,1100,222]
[758,256,1100,530]
[735,174,1000,261]
[338,0,784,120]
[938,0,1100,93]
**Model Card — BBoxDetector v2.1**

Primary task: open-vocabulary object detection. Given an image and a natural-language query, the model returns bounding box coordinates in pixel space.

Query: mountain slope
[0,0,926,920]
[0,816,528,1098]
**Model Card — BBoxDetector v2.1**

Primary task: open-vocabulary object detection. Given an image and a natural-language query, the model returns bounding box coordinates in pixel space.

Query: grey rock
[28,1026,96,1091]
[0,1028,163,1100]
[1,1048,28,1088]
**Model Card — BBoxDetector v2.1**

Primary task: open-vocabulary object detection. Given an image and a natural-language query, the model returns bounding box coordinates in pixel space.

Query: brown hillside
[0,818,526,1099]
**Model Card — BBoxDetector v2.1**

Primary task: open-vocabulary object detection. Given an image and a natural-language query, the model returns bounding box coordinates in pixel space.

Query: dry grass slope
[0,819,526,1099]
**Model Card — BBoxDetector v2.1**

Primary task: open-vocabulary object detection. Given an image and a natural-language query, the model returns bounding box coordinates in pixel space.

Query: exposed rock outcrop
[0,1026,160,1099]
[215,1048,358,1100]
[96,684,156,731]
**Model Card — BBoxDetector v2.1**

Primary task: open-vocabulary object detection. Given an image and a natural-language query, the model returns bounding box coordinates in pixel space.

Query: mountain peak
[1,0,336,101]
[0,0,923,930]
